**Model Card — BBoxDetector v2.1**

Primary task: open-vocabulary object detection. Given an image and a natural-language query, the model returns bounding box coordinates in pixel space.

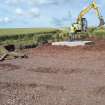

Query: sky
[0,0,105,28]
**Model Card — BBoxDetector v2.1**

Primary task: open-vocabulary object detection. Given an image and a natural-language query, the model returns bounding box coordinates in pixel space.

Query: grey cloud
[5,0,58,6]
[51,11,73,26]
[15,7,40,18]
[0,17,14,23]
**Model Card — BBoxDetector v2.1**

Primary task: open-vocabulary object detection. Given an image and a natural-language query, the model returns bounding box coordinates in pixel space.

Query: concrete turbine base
[52,40,94,47]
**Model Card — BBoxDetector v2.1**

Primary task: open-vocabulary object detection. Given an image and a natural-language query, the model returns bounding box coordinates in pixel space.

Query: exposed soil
[0,39,105,105]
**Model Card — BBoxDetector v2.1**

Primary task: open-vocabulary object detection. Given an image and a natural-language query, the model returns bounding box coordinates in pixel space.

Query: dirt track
[0,39,105,105]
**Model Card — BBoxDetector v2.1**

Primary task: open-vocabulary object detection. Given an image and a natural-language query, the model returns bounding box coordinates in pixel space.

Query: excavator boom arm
[77,5,92,21]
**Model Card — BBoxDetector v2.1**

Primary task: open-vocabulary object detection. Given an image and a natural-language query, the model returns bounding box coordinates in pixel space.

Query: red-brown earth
[0,39,105,105]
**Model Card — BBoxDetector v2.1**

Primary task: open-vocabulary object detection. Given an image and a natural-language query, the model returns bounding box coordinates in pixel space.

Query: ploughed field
[0,39,105,105]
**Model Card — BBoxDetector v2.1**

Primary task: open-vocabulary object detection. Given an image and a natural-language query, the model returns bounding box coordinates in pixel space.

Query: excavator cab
[81,18,88,32]
[99,16,105,27]
[73,18,88,32]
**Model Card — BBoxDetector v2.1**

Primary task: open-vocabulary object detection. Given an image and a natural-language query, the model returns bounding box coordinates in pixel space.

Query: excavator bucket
[99,17,105,27]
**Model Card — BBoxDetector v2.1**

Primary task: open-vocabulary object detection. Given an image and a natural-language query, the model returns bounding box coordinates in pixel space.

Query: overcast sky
[0,0,105,28]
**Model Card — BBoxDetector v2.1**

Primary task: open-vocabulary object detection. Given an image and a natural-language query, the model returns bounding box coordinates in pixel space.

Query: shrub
[92,29,105,38]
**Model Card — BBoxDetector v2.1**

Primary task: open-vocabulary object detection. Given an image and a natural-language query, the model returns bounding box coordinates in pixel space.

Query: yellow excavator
[70,0,105,37]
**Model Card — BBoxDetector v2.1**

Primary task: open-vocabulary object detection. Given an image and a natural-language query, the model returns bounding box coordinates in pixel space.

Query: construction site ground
[0,38,105,105]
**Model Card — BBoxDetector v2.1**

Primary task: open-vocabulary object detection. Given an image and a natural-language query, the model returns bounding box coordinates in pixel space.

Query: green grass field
[0,27,105,49]
[0,28,57,36]
[0,28,61,48]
